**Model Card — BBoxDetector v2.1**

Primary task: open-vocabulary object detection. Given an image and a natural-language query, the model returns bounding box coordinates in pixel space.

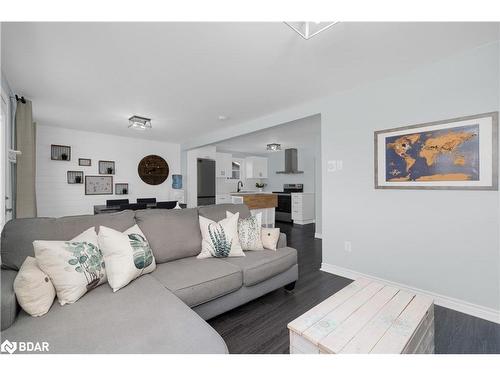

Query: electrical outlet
[344,241,352,252]
[328,160,343,172]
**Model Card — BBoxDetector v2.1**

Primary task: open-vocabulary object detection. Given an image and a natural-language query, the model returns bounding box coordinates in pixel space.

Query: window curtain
[15,100,37,218]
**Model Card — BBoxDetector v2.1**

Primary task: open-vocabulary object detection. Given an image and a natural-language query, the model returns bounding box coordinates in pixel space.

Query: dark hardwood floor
[208,222,500,354]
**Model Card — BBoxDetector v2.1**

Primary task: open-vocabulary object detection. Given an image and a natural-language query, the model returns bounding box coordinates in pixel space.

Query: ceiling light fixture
[284,22,338,40]
[128,115,152,130]
[267,143,282,152]
[218,115,229,121]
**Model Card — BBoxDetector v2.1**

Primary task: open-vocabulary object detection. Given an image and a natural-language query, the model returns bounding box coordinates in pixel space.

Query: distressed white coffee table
[288,278,434,354]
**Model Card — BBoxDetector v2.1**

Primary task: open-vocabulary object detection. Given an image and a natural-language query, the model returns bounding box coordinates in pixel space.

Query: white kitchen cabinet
[246,156,268,179]
[216,152,232,178]
[291,193,315,225]
[216,194,232,204]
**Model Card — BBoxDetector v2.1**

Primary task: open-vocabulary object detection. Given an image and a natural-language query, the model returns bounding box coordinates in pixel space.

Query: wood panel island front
[230,193,277,227]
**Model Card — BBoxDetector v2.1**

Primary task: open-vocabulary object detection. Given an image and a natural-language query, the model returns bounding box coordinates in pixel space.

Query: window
[231,161,240,180]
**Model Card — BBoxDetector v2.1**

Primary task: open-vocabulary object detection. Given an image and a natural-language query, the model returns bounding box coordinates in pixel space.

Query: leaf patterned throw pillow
[227,211,264,251]
[198,212,245,259]
[34,227,106,305]
[98,225,156,292]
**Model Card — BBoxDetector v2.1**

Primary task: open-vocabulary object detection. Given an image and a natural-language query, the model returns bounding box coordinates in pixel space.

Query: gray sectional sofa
[0,204,298,353]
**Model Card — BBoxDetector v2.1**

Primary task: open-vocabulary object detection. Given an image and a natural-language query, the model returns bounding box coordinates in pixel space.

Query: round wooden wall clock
[138,155,169,185]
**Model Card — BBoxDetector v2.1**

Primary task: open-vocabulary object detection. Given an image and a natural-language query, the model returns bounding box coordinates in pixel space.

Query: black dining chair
[120,203,147,211]
[156,201,178,209]
[137,198,156,204]
[106,199,129,207]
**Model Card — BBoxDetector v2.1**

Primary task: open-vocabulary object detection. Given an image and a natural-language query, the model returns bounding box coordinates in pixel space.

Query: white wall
[36,125,181,217]
[321,41,499,313]
[182,41,500,318]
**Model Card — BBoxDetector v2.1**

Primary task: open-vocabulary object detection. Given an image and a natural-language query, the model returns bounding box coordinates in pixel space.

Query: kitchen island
[230,192,277,227]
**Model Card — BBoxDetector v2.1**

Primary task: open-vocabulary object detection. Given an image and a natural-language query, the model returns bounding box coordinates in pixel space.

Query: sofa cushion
[1,275,228,354]
[198,203,251,222]
[219,247,297,286]
[151,257,242,307]
[1,210,136,271]
[1,269,19,330]
[134,208,202,263]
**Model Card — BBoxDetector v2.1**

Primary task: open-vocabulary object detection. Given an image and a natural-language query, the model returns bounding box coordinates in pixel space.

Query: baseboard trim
[314,233,322,239]
[320,263,500,324]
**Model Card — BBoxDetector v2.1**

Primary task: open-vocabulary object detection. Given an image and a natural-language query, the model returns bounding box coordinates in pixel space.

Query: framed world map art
[375,112,498,190]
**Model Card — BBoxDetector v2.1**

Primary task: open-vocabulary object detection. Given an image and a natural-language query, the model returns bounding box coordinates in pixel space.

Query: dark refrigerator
[197,158,216,206]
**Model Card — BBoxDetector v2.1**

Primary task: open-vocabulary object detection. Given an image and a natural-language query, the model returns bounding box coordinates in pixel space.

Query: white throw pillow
[14,256,56,317]
[197,212,244,259]
[34,227,106,305]
[98,225,156,292]
[227,211,264,251]
[261,228,281,250]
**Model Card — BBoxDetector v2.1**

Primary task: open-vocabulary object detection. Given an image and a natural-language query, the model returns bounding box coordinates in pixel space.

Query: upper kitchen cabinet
[216,152,232,178]
[246,156,268,179]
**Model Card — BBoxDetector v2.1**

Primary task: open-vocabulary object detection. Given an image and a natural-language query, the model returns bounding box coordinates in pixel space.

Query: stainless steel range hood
[276,148,304,174]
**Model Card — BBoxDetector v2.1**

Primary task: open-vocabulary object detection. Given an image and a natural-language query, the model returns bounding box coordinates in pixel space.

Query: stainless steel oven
[274,184,303,223]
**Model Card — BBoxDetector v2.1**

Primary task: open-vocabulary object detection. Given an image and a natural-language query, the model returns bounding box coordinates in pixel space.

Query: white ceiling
[215,114,320,155]
[2,22,498,144]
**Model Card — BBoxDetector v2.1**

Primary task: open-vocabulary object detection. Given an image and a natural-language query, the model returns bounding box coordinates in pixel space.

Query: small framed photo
[85,175,113,195]
[375,112,498,190]
[78,158,91,166]
[67,171,84,184]
[99,160,115,175]
[51,144,71,161]
[115,183,129,195]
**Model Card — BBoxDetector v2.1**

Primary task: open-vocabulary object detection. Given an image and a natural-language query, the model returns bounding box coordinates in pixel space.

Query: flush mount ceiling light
[218,115,229,121]
[284,22,338,40]
[267,143,282,151]
[128,115,152,130]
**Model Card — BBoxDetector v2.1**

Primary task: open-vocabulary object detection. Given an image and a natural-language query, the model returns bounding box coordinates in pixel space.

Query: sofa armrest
[277,232,287,249]
[1,269,19,330]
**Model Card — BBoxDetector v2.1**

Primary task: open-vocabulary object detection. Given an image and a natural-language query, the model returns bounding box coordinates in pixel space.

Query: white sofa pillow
[98,225,156,292]
[227,211,264,251]
[34,227,106,305]
[261,228,280,250]
[197,212,244,259]
[14,256,56,317]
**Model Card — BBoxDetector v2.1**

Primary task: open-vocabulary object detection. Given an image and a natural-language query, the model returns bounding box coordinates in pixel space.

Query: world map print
[385,124,479,182]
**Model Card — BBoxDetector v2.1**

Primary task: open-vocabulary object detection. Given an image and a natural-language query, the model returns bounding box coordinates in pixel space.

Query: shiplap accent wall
[36,125,181,217]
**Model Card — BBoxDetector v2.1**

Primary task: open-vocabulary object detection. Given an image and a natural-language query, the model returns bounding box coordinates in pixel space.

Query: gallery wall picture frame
[78,158,91,166]
[115,183,129,195]
[67,171,84,184]
[51,144,71,161]
[85,175,113,195]
[374,112,498,190]
[99,160,115,175]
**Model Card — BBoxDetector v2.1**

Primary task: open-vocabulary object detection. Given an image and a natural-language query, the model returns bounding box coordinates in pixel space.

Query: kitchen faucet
[237,180,243,192]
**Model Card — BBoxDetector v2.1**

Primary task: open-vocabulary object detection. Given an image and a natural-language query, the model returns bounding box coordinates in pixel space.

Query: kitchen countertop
[230,192,276,196]
[230,193,277,210]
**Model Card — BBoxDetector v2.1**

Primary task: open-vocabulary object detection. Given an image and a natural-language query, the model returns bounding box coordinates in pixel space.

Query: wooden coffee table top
[288,278,434,354]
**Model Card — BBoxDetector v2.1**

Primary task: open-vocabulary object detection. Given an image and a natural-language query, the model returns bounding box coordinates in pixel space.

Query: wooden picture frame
[374,112,498,190]
[85,175,113,195]
[67,171,84,184]
[99,160,115,175]
[51,144,71,161]
[78,158,91,166]
[115,183,129,195]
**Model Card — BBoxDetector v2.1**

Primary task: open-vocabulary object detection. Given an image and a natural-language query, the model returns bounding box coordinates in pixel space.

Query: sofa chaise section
[1,275,228,354]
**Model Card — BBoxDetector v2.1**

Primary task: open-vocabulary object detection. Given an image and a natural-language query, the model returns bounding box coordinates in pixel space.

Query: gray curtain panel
[15,100,37,218]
